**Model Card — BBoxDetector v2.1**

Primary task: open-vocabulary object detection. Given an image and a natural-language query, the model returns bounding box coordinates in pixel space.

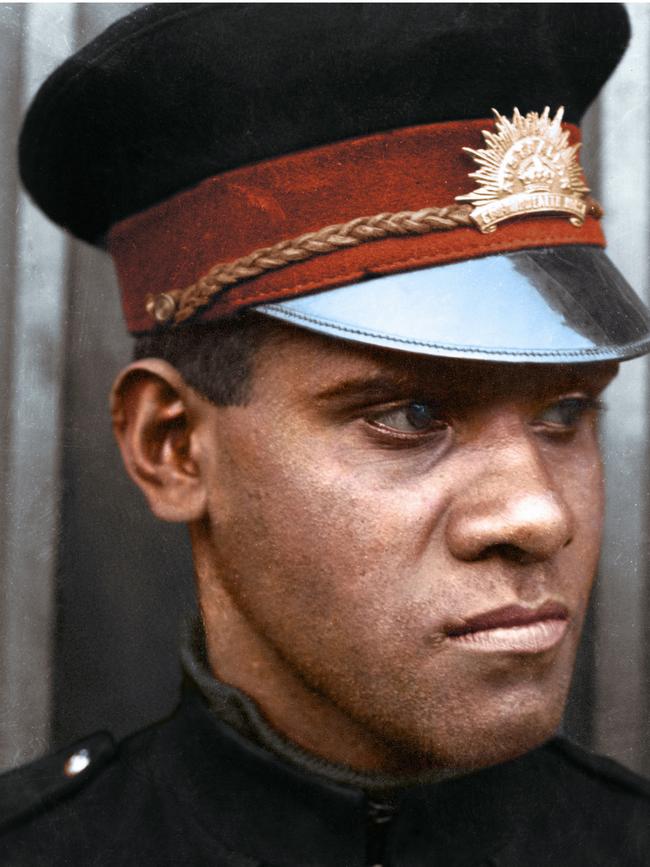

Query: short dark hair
[132,311,283,406]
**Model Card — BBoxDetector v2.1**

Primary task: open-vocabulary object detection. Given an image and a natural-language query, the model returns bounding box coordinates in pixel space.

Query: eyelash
[531,396,605,433]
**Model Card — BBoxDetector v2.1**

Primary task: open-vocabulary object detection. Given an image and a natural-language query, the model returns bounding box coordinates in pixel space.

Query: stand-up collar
[181,618,456,794]
[151,687,536,867]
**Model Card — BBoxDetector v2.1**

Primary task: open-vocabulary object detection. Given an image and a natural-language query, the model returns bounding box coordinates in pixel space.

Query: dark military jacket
[0,686,649,866]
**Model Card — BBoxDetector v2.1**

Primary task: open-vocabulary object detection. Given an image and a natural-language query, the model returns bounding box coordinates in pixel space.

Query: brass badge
[457,107,590,233]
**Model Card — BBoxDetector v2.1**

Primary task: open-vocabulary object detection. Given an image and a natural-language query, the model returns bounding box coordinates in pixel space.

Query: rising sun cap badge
[456,106,590,234]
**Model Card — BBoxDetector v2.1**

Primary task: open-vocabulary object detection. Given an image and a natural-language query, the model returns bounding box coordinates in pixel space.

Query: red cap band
[109,118,604,334]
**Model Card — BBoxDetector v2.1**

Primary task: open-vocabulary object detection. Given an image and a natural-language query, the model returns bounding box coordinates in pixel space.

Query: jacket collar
[151,687,540,867]
[181,619,456,794]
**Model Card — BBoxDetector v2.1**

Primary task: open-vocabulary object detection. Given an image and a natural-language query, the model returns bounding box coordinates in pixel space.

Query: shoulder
[545,736,650,803]
[0,697,267,866]
[0,694,244,866]
[0,731,117,834]
[506,737,650,865]
[0,718,167,864]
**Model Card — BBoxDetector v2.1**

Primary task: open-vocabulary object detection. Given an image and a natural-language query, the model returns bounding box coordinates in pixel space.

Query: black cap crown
[19,3,629,244]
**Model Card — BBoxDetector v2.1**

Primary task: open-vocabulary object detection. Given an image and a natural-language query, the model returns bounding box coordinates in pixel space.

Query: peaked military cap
[19,3,650,362]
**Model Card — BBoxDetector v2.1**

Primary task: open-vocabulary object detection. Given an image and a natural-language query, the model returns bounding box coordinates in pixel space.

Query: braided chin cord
[146,203,475,325]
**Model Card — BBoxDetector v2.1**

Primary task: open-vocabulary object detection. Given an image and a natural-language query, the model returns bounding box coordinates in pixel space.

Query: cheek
[209,422,450,661]
[554,441,604,540]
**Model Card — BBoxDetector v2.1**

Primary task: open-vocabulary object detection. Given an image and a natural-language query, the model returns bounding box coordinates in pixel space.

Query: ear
[110,359,208,522]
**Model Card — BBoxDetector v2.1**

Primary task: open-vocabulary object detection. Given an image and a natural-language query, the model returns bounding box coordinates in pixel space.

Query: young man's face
[188,326,616,771]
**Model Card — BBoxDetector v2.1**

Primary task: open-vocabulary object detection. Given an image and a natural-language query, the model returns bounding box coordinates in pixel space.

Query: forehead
[250,322,619,403]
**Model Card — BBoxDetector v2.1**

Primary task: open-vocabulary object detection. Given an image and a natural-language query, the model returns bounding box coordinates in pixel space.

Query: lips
[446,601,570,654]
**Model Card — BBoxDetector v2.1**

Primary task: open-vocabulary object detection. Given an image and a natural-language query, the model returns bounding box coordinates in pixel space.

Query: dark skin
[112,324,617,775]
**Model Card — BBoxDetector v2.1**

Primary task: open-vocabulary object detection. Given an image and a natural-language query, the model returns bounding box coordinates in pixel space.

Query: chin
[420,654,577,771]
[370,677,571,774]
[457,717,562,771]
[424,695,568,772]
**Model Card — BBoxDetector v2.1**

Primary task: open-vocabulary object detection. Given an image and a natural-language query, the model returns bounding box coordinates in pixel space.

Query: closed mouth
[446,601,570,654]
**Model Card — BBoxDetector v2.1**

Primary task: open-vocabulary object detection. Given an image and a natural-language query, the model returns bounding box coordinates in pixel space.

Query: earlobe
[111,359,208,523]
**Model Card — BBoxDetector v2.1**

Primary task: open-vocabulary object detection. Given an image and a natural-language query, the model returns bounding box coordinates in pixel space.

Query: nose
[445,429,574,565]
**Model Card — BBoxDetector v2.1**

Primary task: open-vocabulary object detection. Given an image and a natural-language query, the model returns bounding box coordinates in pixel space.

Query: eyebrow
[312,363,618,407]
[314,374,415,404]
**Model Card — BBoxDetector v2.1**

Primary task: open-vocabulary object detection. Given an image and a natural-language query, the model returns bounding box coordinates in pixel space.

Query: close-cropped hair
[132,311,282,406]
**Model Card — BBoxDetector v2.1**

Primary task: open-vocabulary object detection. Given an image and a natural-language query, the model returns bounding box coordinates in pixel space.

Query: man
[2,3,650,865]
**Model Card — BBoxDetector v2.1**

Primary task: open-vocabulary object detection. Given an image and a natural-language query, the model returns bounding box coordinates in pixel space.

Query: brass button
[63,748,91,777]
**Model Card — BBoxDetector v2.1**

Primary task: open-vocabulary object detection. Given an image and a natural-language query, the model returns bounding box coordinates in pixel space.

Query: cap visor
[256,246,650,363]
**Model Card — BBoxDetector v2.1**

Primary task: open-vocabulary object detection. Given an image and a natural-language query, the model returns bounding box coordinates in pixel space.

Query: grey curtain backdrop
[0,3,649,776]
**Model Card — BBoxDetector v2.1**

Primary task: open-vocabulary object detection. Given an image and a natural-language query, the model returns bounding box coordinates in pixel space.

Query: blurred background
[0,3,648,776]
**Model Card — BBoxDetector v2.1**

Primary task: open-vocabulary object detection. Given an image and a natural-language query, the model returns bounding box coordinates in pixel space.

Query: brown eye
[371,402,446,434]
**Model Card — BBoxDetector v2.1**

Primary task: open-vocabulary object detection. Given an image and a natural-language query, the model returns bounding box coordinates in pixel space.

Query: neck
[199,576,432,775]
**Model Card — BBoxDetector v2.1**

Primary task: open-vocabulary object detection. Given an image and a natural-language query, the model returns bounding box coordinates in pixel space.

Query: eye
[534,396,603,431]
[368,401,447,435]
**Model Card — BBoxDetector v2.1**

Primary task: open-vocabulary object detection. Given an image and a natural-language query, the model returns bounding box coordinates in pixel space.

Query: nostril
[562,536,573,549]
[478,543,540,565]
